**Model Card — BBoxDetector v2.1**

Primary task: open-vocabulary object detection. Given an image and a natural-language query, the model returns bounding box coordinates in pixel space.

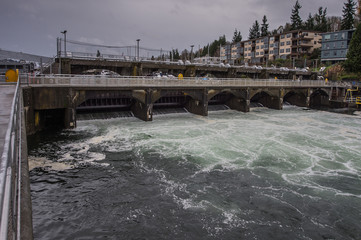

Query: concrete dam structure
[22,75,346,135]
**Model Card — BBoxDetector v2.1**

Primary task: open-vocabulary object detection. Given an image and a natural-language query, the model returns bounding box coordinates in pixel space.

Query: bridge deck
[0,85,16,156]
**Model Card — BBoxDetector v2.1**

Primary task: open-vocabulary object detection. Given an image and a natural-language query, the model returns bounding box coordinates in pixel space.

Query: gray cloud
[0,0,346,57]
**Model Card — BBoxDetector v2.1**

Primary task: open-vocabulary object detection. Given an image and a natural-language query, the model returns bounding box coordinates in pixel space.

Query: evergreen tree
[232,28,242,43]
[290,0,303,30]
[344,23,361,72]
[249,20,260,39]
[305,13,315,30]
[261,15,269,37]
[341,0,356,30]
[314,7,329,32]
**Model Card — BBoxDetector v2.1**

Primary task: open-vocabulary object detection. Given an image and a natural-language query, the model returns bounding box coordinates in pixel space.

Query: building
[0,59,34,75]
[221,30,321,65]
[320,29,355,63]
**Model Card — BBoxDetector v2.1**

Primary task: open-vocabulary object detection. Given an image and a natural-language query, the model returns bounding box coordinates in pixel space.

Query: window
[270,37,274,42]
[286,33,291,38]
[256,46,259,49]
[261,39,264,43]
[286,48,291,53]
[286,41,291,45]
[280,49,285,53]
[256,40,260,43]
[341,41,345,48]
[281,42,285,46]
[261,45,264,49]
[324,34,331,40]
[341,33,346,39]
[324,51,329,56]
[281,35,285,39]
[256,52,259,56]
[270,50,274,54]
[270,43,274,48]
[334,34,338,40]
[334,51,337,56]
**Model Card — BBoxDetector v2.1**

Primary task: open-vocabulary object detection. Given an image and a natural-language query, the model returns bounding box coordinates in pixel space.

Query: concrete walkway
[0,84,16,157]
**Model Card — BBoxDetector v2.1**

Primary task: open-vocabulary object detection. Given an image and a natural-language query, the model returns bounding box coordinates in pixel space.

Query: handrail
[0,78,23,239]
[26,75,340,88]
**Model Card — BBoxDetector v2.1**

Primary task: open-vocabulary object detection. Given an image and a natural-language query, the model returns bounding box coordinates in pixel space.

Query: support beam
[131,89,153,121]
[226,97,250,112]
[64,108,76,128]
[185,89,208,116]
[131,101,153,121]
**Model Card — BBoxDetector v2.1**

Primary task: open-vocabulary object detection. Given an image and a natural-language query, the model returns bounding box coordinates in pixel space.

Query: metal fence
[25,75,340,88]
[0,78,24,240]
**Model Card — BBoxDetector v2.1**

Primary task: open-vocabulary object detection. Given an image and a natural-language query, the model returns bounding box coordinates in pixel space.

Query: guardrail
[0,77,30,239]
[26,75,338,88]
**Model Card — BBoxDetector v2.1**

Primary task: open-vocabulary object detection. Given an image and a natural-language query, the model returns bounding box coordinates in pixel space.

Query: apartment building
[220,30,321,64]
[320,29,355,63]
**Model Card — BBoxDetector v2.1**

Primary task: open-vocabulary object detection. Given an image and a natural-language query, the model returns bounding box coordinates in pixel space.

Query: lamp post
[136,39,140,61]
[190,45,194,63]
[61,30,67,57]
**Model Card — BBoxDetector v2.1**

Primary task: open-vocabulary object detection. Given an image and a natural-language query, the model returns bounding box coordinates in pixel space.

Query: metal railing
[26,75,336,88]
[0,78,24,239]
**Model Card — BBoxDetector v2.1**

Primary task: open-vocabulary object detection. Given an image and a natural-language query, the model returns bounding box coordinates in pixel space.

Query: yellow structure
[344,87,361,104]
[5,69,19,82]
[178,73,183,80]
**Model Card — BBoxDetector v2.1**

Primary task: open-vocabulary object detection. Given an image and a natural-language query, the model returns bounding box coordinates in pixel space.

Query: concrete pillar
[64,108,76,128]
[131,100,153,121]
[185,89,208,116]
[185,99,208,116]
[131,89,153,121]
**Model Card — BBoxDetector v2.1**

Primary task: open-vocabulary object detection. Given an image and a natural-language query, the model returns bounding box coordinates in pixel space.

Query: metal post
[190,45,194,63]
[136,39,140,61]
[58,38,62,74]
[61,30,67,57]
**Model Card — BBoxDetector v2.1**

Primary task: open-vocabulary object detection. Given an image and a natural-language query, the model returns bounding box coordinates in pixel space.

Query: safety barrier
[0,77,28,239]
[26,75,335,88]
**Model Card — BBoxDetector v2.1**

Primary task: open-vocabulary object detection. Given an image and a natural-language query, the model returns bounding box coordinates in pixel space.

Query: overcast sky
[0,0,346,57]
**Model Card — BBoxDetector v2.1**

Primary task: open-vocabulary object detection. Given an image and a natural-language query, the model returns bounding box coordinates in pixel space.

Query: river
[28,106,361,239]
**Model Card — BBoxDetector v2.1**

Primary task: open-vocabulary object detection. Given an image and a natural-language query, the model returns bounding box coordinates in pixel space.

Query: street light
[136,39,140,61]
[190,45,194,63]
[61,30,67,57]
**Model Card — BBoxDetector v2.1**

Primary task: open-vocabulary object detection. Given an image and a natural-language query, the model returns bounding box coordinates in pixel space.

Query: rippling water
[29,106,361,239]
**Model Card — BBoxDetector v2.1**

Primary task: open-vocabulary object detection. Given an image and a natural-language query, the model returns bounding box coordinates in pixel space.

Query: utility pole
[190,45,194,63]
[136,39,140,61]
[57,37,62,74]
[61,30,67,57]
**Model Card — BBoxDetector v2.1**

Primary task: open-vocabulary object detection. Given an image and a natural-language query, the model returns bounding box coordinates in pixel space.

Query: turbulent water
[29,106,361,240]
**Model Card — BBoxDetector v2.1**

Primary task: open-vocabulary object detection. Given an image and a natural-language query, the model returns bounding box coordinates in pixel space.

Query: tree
[249,20,260,39]
[328,16,342,32]
[344,23,361,72]
[290,0,303,30]
[261,15,269,37]
[304,13,315,30]
[314,7,329,32]
[341,0,356,30]
[232,28,242,43]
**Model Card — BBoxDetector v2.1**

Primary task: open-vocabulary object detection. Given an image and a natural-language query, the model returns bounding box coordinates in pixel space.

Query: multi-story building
[220,30,321,65]
[320,29,355,63]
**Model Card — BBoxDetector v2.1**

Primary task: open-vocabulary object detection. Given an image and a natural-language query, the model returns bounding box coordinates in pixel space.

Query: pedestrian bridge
[23,75,348,134]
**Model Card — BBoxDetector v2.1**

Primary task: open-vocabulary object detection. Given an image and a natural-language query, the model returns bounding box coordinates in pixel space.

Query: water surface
[29,106,361,239]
